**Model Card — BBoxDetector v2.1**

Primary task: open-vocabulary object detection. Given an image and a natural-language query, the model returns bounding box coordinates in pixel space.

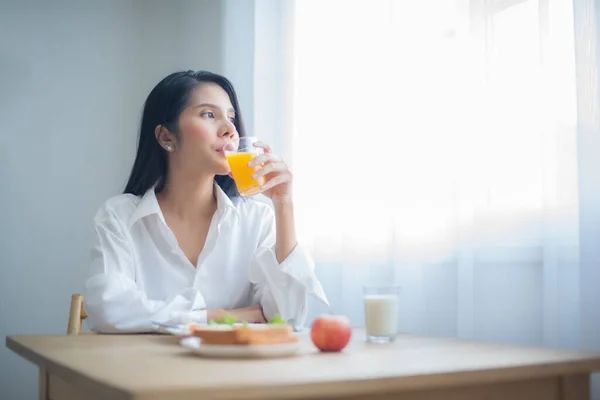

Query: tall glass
[363,285,400,343]
[224,137,265,197]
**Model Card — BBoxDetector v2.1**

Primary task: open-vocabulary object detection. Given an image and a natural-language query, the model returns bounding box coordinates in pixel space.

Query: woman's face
[171,83,238,176]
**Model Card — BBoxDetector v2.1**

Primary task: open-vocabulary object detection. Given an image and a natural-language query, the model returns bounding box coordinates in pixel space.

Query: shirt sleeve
[249,206,329,330]
[84,207,207,333]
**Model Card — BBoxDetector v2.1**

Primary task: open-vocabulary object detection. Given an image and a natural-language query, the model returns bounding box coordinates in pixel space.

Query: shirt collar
[128,187,164,228]
[214,183,240,222]
[128,183,240,228]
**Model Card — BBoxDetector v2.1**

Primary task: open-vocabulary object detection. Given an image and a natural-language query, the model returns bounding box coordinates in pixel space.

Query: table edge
[6,336,133,400]
[6,335,600,400]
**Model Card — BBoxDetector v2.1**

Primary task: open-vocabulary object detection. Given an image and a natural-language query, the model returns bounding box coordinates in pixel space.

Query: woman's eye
[229,117,236,124]
[201,111,215,118]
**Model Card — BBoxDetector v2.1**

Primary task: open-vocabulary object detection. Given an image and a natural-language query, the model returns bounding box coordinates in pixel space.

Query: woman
[84,70,328,333]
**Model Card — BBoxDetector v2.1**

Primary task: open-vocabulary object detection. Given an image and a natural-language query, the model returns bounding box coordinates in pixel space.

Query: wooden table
[6,330,600,400]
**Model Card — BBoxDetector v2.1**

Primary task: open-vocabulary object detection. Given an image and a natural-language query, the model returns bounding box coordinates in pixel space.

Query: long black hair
[124,70,245,197]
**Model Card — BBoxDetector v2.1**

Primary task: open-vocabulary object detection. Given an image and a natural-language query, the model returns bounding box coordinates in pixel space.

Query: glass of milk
[363,285,400,343]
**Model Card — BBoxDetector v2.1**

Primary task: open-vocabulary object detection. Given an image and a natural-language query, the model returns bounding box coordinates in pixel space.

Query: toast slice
[190,324,299,345]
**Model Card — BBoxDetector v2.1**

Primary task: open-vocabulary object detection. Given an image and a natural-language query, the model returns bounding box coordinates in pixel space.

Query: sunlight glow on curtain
[291,0,580,348]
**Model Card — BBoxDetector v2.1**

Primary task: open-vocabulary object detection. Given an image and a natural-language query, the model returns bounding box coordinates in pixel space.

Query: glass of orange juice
[224,136,265,196]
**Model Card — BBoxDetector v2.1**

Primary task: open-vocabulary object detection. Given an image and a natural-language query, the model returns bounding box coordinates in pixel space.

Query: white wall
[254,0,293,158]
[221,0,292,155]
[0,1,246,398]
[222,0,256,138]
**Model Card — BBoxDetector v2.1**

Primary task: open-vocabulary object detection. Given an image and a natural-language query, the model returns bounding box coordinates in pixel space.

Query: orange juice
[226,152,264,196]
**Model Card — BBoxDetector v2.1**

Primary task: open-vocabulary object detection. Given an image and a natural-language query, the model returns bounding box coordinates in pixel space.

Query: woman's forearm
[273,200,297,263]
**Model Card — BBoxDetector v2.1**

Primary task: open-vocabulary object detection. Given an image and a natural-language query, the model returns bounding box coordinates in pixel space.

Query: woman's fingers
[248,153,282,167]
[260,172,292,192]
[252,162,289,179]
[238,142,293,194]
[253,141,272,154]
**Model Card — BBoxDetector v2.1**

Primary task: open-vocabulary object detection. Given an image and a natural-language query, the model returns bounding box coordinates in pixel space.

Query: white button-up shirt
[84,185,329,333]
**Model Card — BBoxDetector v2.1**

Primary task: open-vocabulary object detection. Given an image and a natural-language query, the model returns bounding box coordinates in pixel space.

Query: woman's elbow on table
[84,275,156,333]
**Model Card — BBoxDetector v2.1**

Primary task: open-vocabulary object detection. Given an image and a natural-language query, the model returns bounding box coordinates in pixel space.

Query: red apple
[310,315,352,352]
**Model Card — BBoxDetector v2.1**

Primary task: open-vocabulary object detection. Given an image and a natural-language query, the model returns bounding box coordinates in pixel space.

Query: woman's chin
[214,164,231,176]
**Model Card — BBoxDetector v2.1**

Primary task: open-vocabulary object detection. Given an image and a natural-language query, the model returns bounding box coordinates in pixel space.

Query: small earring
[165,145,173,152]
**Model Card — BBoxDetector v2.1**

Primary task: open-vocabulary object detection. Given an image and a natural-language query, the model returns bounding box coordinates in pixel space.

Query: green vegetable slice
[209,314,237,325]
[268,313,286,325]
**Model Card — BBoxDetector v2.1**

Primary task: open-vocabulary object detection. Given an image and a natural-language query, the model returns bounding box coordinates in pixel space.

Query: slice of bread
[190,324,299,345]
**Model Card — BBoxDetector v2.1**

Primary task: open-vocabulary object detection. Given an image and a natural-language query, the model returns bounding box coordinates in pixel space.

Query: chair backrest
[67,294,88,335]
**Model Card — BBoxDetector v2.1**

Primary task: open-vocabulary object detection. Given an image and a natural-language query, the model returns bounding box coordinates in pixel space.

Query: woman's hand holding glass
[225,137,293,204]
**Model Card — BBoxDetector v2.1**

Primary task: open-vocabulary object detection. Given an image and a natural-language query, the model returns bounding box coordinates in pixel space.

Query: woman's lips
[216,143,235,154]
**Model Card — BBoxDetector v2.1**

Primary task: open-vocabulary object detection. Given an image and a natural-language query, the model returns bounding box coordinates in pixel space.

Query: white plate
[179,336,302,359]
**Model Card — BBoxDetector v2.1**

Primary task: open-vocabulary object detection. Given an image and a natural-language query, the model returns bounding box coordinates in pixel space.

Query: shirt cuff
[252,244,329,306]
[168,289,207,324]
[169,309,208,325]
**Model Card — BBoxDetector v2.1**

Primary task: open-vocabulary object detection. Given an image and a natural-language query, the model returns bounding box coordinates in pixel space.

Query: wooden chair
[67,294,89,335]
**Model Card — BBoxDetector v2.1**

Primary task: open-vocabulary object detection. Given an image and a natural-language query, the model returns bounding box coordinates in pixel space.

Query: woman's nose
[219,120,238,139]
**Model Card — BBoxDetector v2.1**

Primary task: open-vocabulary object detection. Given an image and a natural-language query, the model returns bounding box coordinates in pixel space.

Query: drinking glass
[363,285,400,343]
[224,137,265,197]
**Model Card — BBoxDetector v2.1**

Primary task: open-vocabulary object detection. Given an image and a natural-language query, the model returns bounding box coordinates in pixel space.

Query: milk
[364,294,398,338]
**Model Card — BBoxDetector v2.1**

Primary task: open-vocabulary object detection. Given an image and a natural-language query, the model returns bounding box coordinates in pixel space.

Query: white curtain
[289,0,582,349]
